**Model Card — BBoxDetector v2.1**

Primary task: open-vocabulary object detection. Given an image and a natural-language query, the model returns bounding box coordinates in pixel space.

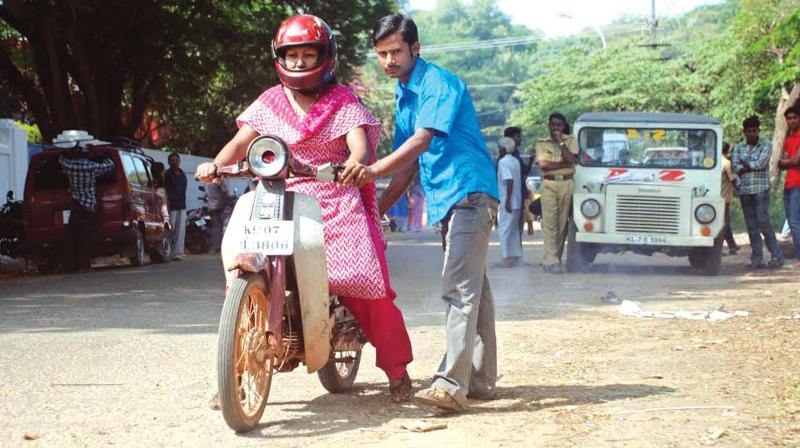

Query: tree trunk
[770,83,800,183]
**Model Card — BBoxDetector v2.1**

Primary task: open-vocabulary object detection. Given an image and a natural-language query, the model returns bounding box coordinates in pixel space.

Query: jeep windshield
[577,127,717,169]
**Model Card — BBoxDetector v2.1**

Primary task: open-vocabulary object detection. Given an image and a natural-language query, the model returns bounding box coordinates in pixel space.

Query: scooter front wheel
[217,273,275,432]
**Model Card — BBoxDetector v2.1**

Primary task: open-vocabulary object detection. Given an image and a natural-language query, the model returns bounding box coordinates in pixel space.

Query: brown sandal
[389,372,412,403]
[411,387,464,412]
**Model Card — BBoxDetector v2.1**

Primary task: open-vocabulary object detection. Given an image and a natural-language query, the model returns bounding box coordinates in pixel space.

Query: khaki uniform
[535,134,579,266]
[721,157,735,204]
[721,157,739,251]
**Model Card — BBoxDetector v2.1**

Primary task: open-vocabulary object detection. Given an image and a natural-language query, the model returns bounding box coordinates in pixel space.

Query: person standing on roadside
[504,126,534,236]
[164,152,188,260]
[720,143,740,255]
[731,115,783,269]
[536,112,578,274]
[778,105,800,267]
[58,146,115,273]
[205,180,229,253]
[340,13,499,413]
[494,137,524,267]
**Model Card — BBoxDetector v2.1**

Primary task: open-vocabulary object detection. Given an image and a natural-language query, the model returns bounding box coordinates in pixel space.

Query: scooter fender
[220,190,333,373]
[221,191,257,282]
[292,193,333,373]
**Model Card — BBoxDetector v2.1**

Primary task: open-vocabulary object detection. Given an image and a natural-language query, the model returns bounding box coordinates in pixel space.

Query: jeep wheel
[130,228,146,267]
[688,235,723,275]
[566,221,590,272]
[150,228,172,264]
[701,235,723,276]
[688,249,703,268]
[37,262,55,275]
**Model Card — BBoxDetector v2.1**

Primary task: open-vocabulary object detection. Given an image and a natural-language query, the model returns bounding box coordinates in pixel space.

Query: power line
[360,23,645,56]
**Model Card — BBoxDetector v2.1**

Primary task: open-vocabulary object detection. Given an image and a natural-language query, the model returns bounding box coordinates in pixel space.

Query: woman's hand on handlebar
[339,159,376,187]
[195,162,219,183]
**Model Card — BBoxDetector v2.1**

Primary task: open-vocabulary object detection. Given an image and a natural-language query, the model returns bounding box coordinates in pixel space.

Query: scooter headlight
[580,199,601,219]
[247,136,289,179]
[694,204,716,224]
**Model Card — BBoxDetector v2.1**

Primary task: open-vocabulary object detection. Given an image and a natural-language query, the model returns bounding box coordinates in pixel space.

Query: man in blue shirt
[340,13,499,412]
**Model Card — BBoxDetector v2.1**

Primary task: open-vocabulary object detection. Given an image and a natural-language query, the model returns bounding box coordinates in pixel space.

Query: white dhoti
[498,208,522,259]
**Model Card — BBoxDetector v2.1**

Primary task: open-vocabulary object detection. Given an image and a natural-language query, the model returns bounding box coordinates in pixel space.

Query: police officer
[535,112,578,274]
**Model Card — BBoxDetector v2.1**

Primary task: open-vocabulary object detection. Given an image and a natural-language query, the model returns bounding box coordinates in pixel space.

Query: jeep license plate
[624,235,668,245]
[235,220,294,255]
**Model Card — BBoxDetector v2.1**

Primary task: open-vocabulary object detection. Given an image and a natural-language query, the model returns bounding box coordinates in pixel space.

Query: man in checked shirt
[58,146,115,273]
[731,115,784,269]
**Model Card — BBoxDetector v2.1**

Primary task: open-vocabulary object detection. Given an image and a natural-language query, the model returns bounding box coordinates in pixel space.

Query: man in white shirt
[494,137,524,267]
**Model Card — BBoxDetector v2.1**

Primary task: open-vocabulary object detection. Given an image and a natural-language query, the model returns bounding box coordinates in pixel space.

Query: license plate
[624,235,669,245]
[235,220,294,255]
[62,210,71,224]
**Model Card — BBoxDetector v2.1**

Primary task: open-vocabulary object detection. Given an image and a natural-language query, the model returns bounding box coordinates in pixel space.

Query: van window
[578,127,717,169]
[32,154,117,190]
[119,152,141,186]
[132,157,152,187]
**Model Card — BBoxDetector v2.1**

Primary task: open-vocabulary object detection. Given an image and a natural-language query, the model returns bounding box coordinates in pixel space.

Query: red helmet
[271,15,338,91]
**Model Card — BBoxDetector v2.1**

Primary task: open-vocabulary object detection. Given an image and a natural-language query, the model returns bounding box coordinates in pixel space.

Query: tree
[730,0,800,179]
[356,0,544,155]
[0,0,393,154]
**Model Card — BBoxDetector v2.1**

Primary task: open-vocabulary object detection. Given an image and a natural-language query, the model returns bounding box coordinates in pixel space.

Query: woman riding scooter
[196,14,413,403]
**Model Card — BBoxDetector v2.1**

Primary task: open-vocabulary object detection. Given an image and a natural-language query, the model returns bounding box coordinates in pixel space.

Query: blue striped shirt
[393,57,498,223]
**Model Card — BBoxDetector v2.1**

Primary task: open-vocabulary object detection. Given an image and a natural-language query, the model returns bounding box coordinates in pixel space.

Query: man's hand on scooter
[195,162,221,184]
[339,159,376,187]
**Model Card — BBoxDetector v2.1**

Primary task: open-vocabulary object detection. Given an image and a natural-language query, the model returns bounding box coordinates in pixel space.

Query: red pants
[339,297,413,382]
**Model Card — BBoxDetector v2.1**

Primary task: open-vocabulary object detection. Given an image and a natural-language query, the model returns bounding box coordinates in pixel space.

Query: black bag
[529,197,542,216]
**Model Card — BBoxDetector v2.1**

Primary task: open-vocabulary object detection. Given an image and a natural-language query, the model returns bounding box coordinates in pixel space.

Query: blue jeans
[740,190,783,264]
[784,188,800,260]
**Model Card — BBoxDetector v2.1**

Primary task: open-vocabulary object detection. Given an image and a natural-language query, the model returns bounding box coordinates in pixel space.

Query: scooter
[185,198,211,255]
[0,191,24,258]
[208,135,365,433]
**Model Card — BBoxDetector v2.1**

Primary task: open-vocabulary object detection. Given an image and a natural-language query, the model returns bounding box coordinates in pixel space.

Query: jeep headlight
[694,204,716,224]
[580,199,601,219]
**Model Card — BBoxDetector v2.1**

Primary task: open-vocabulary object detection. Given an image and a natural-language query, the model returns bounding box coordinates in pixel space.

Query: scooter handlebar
[196,161,344,183]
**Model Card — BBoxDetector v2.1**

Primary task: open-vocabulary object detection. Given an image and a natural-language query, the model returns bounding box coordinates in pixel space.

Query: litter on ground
[618,300,748,321]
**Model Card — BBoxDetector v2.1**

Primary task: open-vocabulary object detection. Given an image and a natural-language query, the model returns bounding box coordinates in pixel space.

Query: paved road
[1,229,788,446]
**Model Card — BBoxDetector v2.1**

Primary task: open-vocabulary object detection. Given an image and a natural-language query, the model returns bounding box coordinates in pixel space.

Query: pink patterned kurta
[237,84,394,301]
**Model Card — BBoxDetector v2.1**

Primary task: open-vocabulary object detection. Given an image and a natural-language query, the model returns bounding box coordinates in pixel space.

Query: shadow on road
[0,254,224,334]
[236,382,675,439]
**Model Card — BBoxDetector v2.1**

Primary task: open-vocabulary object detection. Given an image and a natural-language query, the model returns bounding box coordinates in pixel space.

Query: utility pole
[648,0,658,49]
[640,0,670,58]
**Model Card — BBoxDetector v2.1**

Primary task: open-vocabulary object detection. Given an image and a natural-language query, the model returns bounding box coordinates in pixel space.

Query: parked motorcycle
[208,135,364,432]
[0,191,24,258]
[185,204,211,255]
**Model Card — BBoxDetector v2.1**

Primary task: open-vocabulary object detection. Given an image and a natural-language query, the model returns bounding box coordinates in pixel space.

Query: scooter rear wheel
[317,349,362,393]
[217,273,275,432]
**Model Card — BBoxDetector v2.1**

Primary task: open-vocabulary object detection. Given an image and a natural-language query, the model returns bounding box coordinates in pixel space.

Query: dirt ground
[1,229,800,447]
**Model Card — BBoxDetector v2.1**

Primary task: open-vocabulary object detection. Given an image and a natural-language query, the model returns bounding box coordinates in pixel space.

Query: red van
[24,144,171,273]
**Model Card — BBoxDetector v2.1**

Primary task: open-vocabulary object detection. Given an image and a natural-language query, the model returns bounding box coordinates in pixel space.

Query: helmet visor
[275,43,325,72]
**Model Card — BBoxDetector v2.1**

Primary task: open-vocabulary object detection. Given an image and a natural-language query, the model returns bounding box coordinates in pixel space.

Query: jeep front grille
[614,195,681,234]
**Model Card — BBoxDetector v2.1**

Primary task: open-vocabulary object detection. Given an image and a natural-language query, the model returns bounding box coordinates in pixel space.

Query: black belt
[542,174,573,181]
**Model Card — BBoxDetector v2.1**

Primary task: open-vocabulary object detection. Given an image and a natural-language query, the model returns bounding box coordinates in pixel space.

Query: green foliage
[159,0,395,155]
[358,0,544,155]
[0,0,393,155]
[15,121,41,144]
